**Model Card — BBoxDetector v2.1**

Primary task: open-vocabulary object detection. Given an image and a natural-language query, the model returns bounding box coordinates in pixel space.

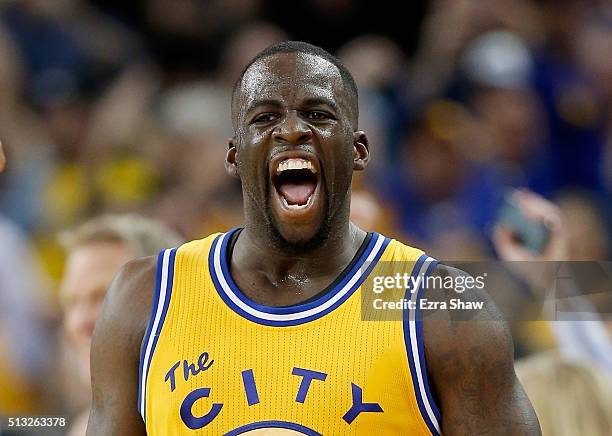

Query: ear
[352,131,370,171]
[225,138,240,178]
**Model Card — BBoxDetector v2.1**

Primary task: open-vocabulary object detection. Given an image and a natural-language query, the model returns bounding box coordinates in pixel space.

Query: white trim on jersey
[139,248,172,421]
[212,232,386,322]
[408,256,442,435]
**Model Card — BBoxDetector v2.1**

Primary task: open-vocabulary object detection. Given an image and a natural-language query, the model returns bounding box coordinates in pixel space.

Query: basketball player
[87,42,540,435]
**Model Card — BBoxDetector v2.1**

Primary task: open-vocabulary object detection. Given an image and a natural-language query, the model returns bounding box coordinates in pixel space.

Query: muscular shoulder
[423,264,513,374]
[422,265,541,434]
[94,255,158,354]
[110,256,157,309]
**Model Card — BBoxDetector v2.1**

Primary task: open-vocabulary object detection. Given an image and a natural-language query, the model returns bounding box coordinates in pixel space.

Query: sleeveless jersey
[138,229,442,435]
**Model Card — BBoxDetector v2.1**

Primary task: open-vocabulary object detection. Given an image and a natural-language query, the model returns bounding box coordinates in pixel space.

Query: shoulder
[427,263,508,323]
[95,255,158,352]
[423,264,513,378]
[421,264,541,434]
[108,255,157,308]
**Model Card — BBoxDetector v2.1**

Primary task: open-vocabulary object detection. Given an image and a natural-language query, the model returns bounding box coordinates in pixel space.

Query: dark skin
[425,266,541,435]
[87,52,540,434]
[226,52,369,304]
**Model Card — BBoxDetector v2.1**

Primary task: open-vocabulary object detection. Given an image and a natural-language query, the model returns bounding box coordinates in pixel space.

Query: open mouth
[271,157,319,210]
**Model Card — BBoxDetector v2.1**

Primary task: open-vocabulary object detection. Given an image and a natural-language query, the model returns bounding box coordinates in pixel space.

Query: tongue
[278,180,316,205]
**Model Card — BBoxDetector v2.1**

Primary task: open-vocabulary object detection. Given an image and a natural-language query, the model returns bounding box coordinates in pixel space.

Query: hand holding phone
[493,189,568,261]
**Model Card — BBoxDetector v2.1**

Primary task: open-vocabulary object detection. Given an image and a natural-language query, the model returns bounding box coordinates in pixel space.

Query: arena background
[0,0,611,434]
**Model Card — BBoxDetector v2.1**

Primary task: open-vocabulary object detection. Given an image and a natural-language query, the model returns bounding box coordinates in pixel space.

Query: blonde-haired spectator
[59,214,183,436]
[515,353,612,436]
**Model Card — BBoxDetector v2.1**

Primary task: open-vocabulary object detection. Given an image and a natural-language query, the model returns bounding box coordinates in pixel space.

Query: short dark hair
[231,41,358,125]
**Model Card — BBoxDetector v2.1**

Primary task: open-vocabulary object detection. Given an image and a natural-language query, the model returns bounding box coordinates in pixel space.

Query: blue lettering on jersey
[167,363,384,429]
[292,367,327,403]
[165,351,214,392]
[241,369,260,406]
[342,383,384,424]
[164,361,181,392]
[180,387,223,429]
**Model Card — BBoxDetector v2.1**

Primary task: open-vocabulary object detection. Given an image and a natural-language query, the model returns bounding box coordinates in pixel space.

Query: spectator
[0,139,57,416]
[0,193,54,415]
[58,214,182,435]
[494,189,612,371]
[515,352,612,436]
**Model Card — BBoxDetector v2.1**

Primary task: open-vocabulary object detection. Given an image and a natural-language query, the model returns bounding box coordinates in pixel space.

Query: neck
[231,219,367,304]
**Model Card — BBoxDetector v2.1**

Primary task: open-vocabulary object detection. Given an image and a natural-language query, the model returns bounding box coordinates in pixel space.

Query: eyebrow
[245,97,339,116]
[245,99,282,116]
[301,97,339,113]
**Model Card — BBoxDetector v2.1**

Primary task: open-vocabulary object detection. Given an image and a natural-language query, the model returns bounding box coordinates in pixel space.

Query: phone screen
[497,197,551,254]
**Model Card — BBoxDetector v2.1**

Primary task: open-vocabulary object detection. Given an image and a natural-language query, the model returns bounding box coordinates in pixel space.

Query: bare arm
[86,256,157,436]
[425,265,541,435]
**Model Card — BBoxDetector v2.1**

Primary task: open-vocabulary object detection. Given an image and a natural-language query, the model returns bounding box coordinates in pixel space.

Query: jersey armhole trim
[403,254,442,435]
[137,247,177,423]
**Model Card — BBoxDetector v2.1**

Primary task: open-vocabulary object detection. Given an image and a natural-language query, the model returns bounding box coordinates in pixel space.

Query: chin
[269,217,331,254]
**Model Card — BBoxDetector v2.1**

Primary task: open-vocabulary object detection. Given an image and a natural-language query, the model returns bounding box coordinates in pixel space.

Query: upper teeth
[276,158,316,174]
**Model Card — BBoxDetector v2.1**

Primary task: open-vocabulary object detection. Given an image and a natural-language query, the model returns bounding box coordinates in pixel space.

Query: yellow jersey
[138,229,442,435]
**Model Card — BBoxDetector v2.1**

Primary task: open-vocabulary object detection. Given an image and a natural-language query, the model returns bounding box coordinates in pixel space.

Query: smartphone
[497,196,551,254]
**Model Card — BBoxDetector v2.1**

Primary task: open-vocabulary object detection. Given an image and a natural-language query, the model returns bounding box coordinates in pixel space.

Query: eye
[304,111,331,120]
[252,113,279,124]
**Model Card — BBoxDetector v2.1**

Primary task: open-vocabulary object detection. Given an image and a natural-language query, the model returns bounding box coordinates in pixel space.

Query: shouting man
[87,42,540,435]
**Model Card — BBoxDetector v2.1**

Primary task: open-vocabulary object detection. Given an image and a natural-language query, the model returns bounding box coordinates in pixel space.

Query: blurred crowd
[0,0,611,434]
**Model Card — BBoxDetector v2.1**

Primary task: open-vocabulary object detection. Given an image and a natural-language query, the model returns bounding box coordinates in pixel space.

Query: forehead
[61,242,135,296]
[239,52,347,111]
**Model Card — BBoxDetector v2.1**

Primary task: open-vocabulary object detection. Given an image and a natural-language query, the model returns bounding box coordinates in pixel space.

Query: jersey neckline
[208,227,390,326]
[226,228,374,308]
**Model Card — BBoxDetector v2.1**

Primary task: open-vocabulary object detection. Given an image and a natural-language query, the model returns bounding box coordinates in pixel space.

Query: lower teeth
[282,196,311,209]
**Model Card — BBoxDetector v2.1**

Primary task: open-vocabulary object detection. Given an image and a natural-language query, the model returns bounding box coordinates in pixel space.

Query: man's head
[227,41,369,253]
[59,214,182,386]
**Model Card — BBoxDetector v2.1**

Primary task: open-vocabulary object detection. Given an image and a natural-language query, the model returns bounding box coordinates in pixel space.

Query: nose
[65,299,103,344]
[272,110,312,145]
